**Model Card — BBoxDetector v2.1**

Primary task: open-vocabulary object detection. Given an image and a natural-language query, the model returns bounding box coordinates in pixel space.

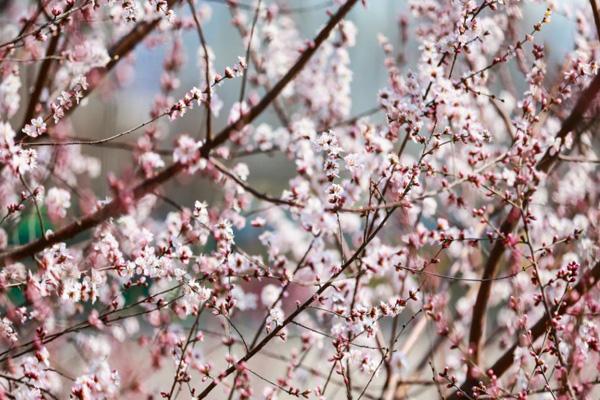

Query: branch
[0,0,360,267]
[14,0,181,144]
[238,0,262,104]
[590,0,600,41]
[536,72,600,173]
[449,260,600,399]
[20,21,62,131]
[211,158,300,207]
[228,5,291,129]
[187,0,213,141]
[463,71,600,391]
[202,0,360,156]
[558,155,600,163]
[0,0,94,50]
[196,197,391,399]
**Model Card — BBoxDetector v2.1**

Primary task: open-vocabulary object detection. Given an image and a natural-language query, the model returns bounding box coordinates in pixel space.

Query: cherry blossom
[21,117,47,139]
[45,187,71,222]
[0,0,599,399]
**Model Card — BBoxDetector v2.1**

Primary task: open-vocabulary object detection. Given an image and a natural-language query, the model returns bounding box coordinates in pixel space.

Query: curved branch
[449,260,600,399]
[0,0,360,267]
[463,71,600,392]
[14,0,181,144]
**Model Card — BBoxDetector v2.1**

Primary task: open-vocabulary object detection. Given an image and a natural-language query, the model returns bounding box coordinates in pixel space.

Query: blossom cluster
[0,0,599,399]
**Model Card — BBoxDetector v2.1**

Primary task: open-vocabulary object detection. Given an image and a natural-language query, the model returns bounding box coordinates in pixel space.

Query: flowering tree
[0,0,599,398]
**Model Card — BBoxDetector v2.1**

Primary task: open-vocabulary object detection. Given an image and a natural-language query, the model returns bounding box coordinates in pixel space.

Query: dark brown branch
[238,0,262,104]
[463,71,600,393]
[449,260,600,399]
[20,23,62,131]
[0,0,360,268]
[187,0,213,141]
[536,73,600,172]
[466,206,520,377]
[590,0,600,41]
[14,0,181,144]
[202,0,359,157]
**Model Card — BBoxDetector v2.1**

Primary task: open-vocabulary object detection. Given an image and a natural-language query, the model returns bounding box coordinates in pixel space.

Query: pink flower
[45,187,71,222]
[139,151,165,177]
[21,117,46,138]
[0,317,18,343]
[173,135,206,173]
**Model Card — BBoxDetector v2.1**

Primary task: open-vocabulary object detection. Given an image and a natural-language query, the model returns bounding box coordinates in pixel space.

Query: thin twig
[238,0,262,104]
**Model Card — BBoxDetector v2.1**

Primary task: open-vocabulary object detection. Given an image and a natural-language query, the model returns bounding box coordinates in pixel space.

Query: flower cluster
[0,1,599,399]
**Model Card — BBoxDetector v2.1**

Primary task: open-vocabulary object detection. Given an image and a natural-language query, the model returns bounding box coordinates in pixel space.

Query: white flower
[173,135,206,173]
[0,73,21,118]
[502,169,517,186]
[139,151,165,176]
[8,147,38,175]
[45,187,71,221]
[68,39,110,76]
[340,20,357,47]
[187,87,206,106]
[13,386,42,400]
[233,163,250,181]
[300,198,337,235]
[251,217,266,227]
[193,201,209,226]
[22,117,46,138]
[0,121,15,147]
[327,183,344,206]
[0,317,18,343]
[266,307,284,331]
[228,101,249,124]
[182,280,212,313]
[315,130,341,156]
[344,153,366,177]
[261,284,280,307]
[61,278,82,303]
[173,134,200,165]
[436,218,449,231]
[422,197,437,217]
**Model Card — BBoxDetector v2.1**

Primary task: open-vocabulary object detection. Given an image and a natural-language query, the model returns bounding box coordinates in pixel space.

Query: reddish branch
[449,260,600,399]
[0,0,360,268]
[590,0,600,41]
[0,0,93,50]
[20,21,62,131]
[464,71,600,392]
[187,0,213,140]
[465,206,520,380]
[535,72,600,172]
[201,0,359,156]
[196,185,389,399]
[14,0,181,144]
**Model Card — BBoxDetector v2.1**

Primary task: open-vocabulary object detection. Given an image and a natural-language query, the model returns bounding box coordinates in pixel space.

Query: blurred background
[70,0,579,201]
